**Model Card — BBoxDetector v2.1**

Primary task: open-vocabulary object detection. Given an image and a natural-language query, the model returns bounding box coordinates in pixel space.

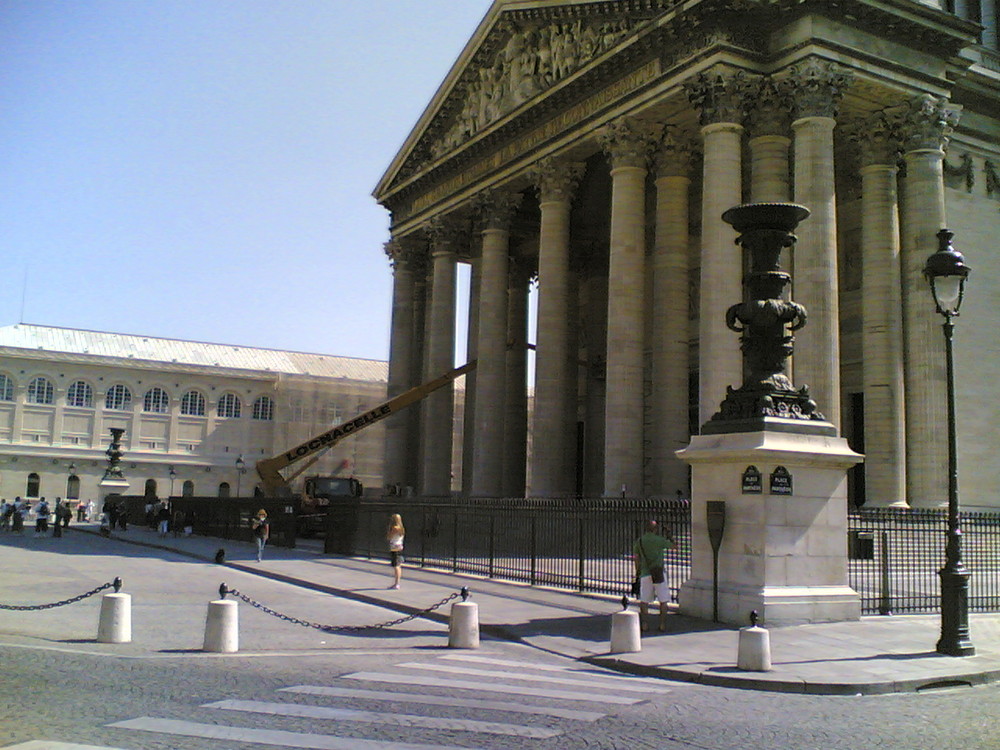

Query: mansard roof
[0,324,388,382]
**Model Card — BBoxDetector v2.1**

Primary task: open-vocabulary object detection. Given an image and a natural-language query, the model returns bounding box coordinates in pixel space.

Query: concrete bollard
[610,597,641,654]
[203,599,239,653]
[448,588,479,649]
[737,610,771,672]
[97,592,132,644]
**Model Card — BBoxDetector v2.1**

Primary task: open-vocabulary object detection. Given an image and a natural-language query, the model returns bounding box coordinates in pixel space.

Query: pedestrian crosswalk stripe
[440,654,674,686]
[204,699,562,739]
[279,685,606,721]
[107,717,477,750]
[395,662,672,694]
[1,744,129,750]
[344,671,641,704]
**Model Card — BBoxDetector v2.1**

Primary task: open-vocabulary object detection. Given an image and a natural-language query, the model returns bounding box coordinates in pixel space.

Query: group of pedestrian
[100,499,130,535]
[0,496,79,537]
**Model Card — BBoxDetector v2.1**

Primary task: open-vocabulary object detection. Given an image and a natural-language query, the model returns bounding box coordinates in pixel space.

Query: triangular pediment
[374,0,661,205]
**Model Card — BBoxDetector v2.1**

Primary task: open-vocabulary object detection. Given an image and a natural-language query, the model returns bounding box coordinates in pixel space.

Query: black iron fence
[848,508,1000,614]
[351,496,692,600]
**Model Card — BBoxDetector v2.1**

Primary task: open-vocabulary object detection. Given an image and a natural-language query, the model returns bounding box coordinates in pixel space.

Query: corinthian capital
[425,216,464,256]
[745,77,791,138]
[532,158,586,203]
[654,128,697,177]
[598,117,663,169]
[849,111,900,168]
[477,190,522,231]
[685,67,752,126]
[897,94,961,153]
[780,58,853,120]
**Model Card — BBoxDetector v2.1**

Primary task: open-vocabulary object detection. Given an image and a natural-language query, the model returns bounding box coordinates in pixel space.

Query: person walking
[0,500,10,532]
[156,501,171,537]
[633,519,676,632]
[11,498,24,534]
[35,498,50,537]
[52,499,64,538]
[251,509,269,562]
[386,513,405,589]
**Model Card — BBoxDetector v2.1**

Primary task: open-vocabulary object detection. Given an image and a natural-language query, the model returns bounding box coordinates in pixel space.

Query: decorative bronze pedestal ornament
[703,203,832,435]
[103,427,126,481]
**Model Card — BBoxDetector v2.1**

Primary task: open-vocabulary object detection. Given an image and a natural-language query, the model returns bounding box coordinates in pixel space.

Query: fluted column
[461,255,481,496]
[384,239,417,491]
[599,118,660,497]
[686,68,749,425]
[899,95,961,508]
[787,59,853,429]
[420,219,460,497]
[650,132,694,496]
[747,78,791,203]
[503,261,530,497]
[530,159,584,497]
[856,113,907,507]
[471,191,520,497]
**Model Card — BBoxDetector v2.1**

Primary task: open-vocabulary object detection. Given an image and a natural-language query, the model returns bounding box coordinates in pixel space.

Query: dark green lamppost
[236,455,246,498]
[924,228,975,657]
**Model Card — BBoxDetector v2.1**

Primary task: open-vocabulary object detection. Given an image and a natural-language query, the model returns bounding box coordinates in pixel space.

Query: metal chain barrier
[0,577,122,611]
[218,583,467,634]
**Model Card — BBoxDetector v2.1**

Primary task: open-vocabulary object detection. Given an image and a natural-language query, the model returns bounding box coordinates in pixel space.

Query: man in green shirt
[633,520,675,632]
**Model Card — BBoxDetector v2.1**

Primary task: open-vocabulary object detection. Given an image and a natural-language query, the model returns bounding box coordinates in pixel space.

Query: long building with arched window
[0,324,388,505]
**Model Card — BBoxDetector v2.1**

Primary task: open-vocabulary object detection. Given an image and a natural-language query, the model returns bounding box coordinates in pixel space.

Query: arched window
[182,480,194,497]
[252,395,274,421]
[67,381,94,408]
[26,472,40,497]
[66,475,80,500]
[143,387,170,413]
[180,390,206,416]
[218,482,231,498]
[0,374,13,401]
[144,478,158,499]
[27,377,54,405]
[217,393,241,419]
[105,385,132,411]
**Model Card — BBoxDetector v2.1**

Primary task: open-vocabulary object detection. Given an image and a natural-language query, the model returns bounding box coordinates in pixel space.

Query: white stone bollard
[97,592,132,643]
[737,624,771,671]
[448,601,480,649]
[203,599,239,653]
[610,609,642,654]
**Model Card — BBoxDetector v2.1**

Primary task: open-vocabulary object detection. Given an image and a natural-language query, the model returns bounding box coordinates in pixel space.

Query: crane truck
[254,361,475,545]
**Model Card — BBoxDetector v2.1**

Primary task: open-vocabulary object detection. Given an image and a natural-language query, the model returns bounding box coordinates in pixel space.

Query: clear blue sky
[1,0,492,361]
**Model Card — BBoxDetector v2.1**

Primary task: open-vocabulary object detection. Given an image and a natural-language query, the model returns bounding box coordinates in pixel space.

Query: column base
[679,578,861,627]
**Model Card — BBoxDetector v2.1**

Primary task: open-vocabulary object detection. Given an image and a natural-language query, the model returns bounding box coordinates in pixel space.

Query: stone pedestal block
[677,423,863,626]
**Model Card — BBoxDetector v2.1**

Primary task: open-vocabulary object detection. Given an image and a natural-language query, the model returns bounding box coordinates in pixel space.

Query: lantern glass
[932,275,964,315]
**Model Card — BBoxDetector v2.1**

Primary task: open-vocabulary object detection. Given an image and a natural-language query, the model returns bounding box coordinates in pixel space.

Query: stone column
[650,132,694,496]
[599,117,660,497]
[461,255,481,496]
[686,68,749,425]
[856,113,907,507]
[471,191,520,497]
[747,78,791,203]
[383,239,416,492]
[787,59,853,429]
[504,260,530,497]
[530,158,584,497]
[899,95,961,508]
[420,219,460,497]
[408,253,429,494]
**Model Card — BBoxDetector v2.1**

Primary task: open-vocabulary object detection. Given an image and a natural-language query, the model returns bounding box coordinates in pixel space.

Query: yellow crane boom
[255,361,476,494]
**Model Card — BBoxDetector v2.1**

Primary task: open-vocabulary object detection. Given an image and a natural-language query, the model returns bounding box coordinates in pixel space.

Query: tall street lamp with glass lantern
[923,228,975,657]
[168,466,176,497]
[236,455,246,498]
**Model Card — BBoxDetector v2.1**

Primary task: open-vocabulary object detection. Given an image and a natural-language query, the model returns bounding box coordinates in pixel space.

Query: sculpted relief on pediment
[426,18,635,162]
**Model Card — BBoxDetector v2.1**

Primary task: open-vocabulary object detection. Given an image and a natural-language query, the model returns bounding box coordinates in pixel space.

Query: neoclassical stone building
[0,325,388,503]
[376,0,1000,508]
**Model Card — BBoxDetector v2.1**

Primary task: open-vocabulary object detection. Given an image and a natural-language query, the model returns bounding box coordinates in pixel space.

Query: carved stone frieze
[531,158,586,203]
[477,190,522,231]
[745,77,791,138]
[896,94,961,153]
[598,117,663,169]
[429,18,635,161]
[685,67,753,126]
[779,58,853,120]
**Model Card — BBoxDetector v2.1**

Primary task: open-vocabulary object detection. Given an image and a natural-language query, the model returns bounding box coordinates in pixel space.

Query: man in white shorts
[633,520,675,632]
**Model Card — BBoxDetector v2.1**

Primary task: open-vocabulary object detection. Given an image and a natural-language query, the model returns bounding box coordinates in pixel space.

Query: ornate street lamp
[235,455,246,498]
[924,228,975,657]
[168,466,177,497]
